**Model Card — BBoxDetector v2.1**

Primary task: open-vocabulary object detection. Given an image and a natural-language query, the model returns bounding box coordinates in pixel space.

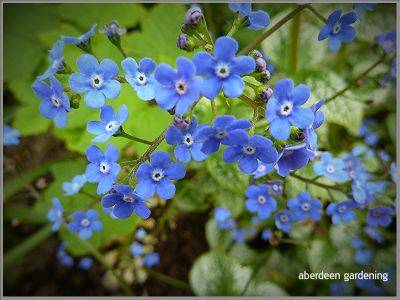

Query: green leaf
[307,239,336,273]
[243,281,287,296]
[189,251,251,296]
[205,219,232,251]
[228,243,259,265]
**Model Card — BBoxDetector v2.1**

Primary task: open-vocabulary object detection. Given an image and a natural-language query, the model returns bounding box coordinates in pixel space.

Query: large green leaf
[205,219,232,251]
[307,239,337,273]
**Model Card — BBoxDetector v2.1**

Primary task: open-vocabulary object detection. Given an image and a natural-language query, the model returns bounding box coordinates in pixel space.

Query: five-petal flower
[68,210,103,239]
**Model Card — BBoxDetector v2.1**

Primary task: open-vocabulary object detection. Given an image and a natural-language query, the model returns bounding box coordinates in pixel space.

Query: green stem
[145,268,191,291]
[116,128,153,145]
[325,53,387,104]
[305,4,327,23]
[227,16,244,37]
[290,173,347,194]
[211,100,217,116]
[238,5,306,55]
[289,13,301,74]
[240,252,270,296]
[115,43,128,58]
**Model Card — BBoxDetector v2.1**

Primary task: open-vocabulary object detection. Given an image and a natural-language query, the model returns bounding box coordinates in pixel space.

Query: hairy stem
[290,173,347,194]
[116,128,153,145]
[289,13,301,74]
[145,268,191,291]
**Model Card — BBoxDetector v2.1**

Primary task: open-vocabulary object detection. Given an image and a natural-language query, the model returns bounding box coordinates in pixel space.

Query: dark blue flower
[37,40,65,80]
[68,210,102,239]
[69,54,121,108]
[354,248,372,265]
[196,115,251,155]
[366,206,394,227]
[144,252,160,267]
[318,9,357,52]
[101,185,150,219]
[223,129,278,174]
[154,57,201,116]
[232,228,248,243]
[3,124,20,146]
[376,30,396,53]
[193,36,255,100]
[165,117,208,163]
[62,174,87,196]
[351,169,386,204]
[266,78,314,140]
[130,242,143,257]
[261,229,272,241]
[304,99,324,150]
[87,105,128,142]
[313,152,349,182]
[47,198,64,232]
[122,57,157,101]
[350,236,365,248]
[135,152,186,200]
[287,192,322,221]
[228,3,270,31]
[252,161,274,179]
[32,76,70,128]
[57,243,73,267]
[245,184,277,220]
[275,143,315,177]
[61,24,97,46]
[274,210,294,233]
[85,144,121,195]
[135,228,147,241]
[363,226,385,243]
[79,257,93,270]
[326,200,356,224]
[354,3,376,20]
[214,206,236,230]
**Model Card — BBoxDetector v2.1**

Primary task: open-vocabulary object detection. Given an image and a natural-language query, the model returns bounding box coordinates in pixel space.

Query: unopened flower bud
[259,87,273,102]
[250,50,263,59]
[260,70,271,83]
[99,20,126,45]
[255,57,267,72]
[184,7,203,26]
[173,116,190,131]
[176,33,196,52]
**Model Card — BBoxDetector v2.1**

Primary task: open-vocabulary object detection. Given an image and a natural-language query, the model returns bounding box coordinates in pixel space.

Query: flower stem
[238,5,306,55]
[210,100,217,116]
[305,4,327,23]
[289,13,301,74]
[240,251,270,296]
[325,53,387,104]
[145,268,191,291]
[290,173,347,194]
[116,128,153,145]
[115,43,128,58]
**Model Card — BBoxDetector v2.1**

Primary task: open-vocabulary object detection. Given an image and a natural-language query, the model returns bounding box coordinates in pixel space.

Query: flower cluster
[130,228,160,268]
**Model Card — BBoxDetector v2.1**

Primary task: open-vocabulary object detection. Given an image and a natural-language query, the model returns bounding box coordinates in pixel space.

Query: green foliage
[205,219,232,251]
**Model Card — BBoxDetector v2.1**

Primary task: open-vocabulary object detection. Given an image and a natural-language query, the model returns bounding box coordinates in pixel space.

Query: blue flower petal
[139,58,156,74]
[39,101,57,119]
[150,152,170,168]
[155,63,178,86]
[238,155,258,173]
[338,25,356,42]
[200,76,222,100]
[101,80,121,99]
[116,104,129,124]
[155,87,177,110]
[248,10,270,30]
[135,163,152,180]
[113,201,133,218]
[97,176,114,194]
[77,54,99,76]
[270,117,290,140]
[85,90,106,108]
[214,36,238,63]
[193,52,215,75]
[177,57,196,81]
[222,75,244,98]
[137,85,156,101]
[231,56,256,76]
[32,80,52,100]
[274,78,294,101]
[292,84,310,106]
[135,179,156,199]
[156,179,176,199]
[166,126,183,145]
[79,228,92,239]
[69,73,91,93]
[318,25,331,41]
[340,11,357,25]
[223,146,242,162]
[134,202,151,219]
[191,143,208,161]
[104,144,119,162]
[328,36,341,51]
[174,144,191,163]
[54,111,68,128]
[289,107,314,129]
[164,162,186,180]
[327,9,342,25]
[102,193,121,208]
[99,58,119,80]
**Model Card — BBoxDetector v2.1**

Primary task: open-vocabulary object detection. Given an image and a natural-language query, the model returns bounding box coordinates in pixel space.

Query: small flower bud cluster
[177,6,207,52]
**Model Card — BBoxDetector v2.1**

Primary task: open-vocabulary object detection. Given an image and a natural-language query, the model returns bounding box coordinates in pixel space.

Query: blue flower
[214,206,236,230]
[85,144,121,195]
[228,3,270,30]
[57,243,73,267]
[274,210,294,233]
[366,206,394,227]
[154,57,201,116]
[356,278,385,296]
[61,24,97,46]
[261,229,272,242]
[196,115,251,155]
[363,226,385,244]
[304,99,324,150]
[275,143,315,177]
[266,181,284,196]
[330,282,353,296]
[144,252,160,267]
[326,200,356,224]
[313,152,349,182]
[3,124,20,146]
[79,257,93,270]
[135,152,186,200]
[245,184,277,220]
[318,9,357,52]
[232,228,248,243]
[390,163,396,183]
[47,198,64,232]
[266,78,314,140]
[122,57,157,101]
[135,228,147,241]
[351,170,386,204]
[99,20,126,38]
[87,105,128,142]
[37,40,65,80]
[354,248,373,265]
[359,119,379,146]
[354,3,376,20]
[130,242,143,257]
[350,236,365,248]
[193,36,255,100]
[62,174,87,196]
[223,129,278,174]
[32,76,70,128]
[69,54,121,108]
[376,30,396,53]
[68,209,102,239]
[378,150,390,162]
[287,192,323,221]
[252,161,274,179]
[101,185,150,219]
[166,117,208,163]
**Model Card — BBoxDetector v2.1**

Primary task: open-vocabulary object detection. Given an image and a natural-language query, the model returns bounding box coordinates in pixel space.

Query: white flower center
[257,195,266,204]
[332,22,341,34]
[81,218,90,227]
[105,120,119,132]
[136,72,147,85]
[301,202,311,211]
[215,130,227,139]
[183,134,194,147]
[280,101,293,116]
[123,194,134,203]
[338,205,346,213]
[51,95,62,108]
[272,184,279,192]
[175,80,188,95]
[280,214,288,222]
[258,165,266,172]
[99,162,110,173]
[91,75,103,88]
[326,164,335,174]
[215,63,230,78]
[243,146,256,155]
[151,169,164,182]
